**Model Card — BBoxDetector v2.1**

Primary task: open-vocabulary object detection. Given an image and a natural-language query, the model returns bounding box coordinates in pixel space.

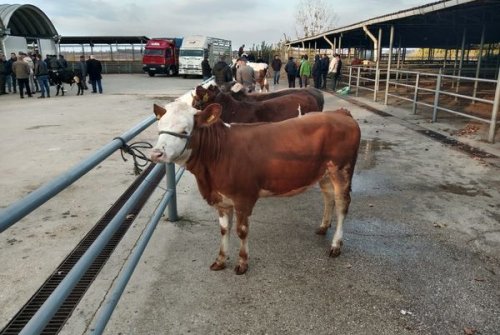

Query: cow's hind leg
[210,206,234,271]
[326,162,353,257]
[316,173,335,235]
[234,208,251,275]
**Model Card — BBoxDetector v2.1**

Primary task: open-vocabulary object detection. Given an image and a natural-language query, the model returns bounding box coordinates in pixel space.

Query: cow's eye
[181,130,188,135]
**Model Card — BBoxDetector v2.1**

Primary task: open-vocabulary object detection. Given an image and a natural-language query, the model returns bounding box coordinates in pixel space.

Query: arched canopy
[0,4,58,38]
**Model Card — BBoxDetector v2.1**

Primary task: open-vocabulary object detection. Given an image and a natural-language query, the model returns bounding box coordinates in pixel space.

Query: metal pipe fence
[342,65,500,143]
[0,115,183,334]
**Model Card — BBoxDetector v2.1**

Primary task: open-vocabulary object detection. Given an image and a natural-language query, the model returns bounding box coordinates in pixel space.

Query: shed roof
[0,4,57,37]
[287,0,500,49]
[59,36,150,45]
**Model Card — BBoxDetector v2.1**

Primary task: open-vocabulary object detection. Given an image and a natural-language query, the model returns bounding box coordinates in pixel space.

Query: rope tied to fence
[113,137,153,175]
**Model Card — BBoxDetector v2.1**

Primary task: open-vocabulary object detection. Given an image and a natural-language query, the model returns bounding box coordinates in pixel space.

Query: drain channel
[0,163,165,335]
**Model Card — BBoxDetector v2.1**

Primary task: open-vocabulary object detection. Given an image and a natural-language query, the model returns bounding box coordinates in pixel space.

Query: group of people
[282,53,342,90]
[201,53,260,93]
[0,52,103,99]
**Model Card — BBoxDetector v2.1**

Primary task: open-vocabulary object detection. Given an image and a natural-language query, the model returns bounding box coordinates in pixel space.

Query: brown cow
[192,85,322,123]
[193,84,325,111]
[150,100,361,275]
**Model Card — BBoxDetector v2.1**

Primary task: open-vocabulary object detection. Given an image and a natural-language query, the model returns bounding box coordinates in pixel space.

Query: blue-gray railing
[0,114,184,334]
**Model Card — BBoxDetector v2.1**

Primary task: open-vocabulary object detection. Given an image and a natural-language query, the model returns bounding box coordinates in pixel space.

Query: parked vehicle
[142,38,183,77]
[178,35,231,77]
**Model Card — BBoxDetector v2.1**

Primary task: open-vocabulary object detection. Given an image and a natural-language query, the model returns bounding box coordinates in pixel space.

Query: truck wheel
[167,68,174,76]
[148,72,155,77]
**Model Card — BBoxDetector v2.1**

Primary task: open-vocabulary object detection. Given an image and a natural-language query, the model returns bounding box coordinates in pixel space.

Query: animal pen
[286,0,500,142]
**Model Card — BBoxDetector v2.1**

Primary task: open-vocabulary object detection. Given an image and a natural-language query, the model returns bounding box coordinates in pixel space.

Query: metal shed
[0,3,58,56]
[286,0,500,143]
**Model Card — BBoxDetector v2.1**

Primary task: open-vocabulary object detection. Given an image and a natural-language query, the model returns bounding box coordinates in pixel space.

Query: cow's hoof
[210,262,226,271]
[234,264,248,275]
[329,247,341,258]
[315,227,328,235]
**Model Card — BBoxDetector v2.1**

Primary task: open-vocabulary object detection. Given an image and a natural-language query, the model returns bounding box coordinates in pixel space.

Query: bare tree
[294,0,338,39]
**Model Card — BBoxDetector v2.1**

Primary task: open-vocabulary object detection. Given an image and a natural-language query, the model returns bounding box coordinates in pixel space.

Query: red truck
[142,38,183,77]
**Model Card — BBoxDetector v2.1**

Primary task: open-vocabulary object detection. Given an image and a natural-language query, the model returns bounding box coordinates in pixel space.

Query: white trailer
[178,35,231,77]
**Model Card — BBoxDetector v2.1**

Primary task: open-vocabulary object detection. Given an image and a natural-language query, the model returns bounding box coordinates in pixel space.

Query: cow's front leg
[210,206,233,271]
[234,210,250,275]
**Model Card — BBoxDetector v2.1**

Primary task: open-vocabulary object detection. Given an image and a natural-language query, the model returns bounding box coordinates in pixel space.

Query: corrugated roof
[287,0,500,49]
[0,4,58,37]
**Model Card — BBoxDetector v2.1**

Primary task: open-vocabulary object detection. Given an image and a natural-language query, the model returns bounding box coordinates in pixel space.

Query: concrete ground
[0,75,499,335]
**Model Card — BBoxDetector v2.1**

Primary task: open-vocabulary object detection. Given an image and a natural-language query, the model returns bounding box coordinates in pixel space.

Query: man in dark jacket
[271,55,282,85]
[320,54,329,89]
[284,57,297,88]
[0,53,6,95]
[212,56,233,91]
[201,56,211,81]
[312,54,322,89]
[6,53,16,93]
[34,54,50,98]
[87,55,103,93]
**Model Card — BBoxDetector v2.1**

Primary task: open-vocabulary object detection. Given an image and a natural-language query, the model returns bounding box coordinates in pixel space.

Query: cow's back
[197,110,360,198]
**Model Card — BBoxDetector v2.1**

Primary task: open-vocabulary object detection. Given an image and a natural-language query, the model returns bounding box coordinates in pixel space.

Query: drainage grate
[1,163,165,335]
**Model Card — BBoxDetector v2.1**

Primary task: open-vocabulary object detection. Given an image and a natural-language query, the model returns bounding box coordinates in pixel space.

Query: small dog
[73,75,84,95]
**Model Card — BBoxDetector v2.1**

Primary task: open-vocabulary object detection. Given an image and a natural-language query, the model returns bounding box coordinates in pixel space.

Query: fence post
[432,69,442,122]
[348,66,352,89]
[166,162,179,221]
[488,66,500,143]
[356,67,361,97]
[412,72,420,115]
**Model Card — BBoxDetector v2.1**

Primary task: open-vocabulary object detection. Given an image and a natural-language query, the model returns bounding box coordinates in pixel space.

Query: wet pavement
[0,75,499,335]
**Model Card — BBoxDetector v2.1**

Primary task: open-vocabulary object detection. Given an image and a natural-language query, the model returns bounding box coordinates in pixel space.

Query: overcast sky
[15,0,431,50]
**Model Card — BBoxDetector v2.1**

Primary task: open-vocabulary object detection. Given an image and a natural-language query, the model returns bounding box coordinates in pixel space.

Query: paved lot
[1,74,499,335]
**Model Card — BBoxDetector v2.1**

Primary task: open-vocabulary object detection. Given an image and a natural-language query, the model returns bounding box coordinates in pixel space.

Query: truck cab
[178,35,231,77]
[142,38,182,77]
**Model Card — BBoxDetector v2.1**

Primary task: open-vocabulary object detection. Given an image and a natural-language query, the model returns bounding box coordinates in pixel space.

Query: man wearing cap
[12,52,32,99]
[235,56,255,93]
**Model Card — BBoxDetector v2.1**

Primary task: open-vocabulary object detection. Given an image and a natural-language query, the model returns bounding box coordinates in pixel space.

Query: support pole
[473,25,486,102]
[455,27,467,99]
[489,66,500,143]
[374,27,382,101]
[385,25,395,105]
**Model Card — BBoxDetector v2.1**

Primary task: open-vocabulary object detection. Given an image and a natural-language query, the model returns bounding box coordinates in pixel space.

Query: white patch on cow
[223,122,231,128]
[247,62,268,72]
[217,193,235,207]
[258,189,275,197]
[153,100,198,164]
[297,104,302,118]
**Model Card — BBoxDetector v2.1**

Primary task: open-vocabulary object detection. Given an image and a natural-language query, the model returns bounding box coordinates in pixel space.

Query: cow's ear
[197,103,222,127]
[153,104,166,120]
[195,85,205,97]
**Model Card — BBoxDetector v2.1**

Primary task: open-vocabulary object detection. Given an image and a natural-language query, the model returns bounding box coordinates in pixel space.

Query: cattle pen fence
[339,65,500,143]
[0,115,184,334]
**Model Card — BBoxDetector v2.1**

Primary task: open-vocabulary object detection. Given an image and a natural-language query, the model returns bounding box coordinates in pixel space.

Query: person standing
[238,44,245,58]
[57,54,68,69]
[299,54,312,88]
[212,55,233,90]
[34,54,50,98]
[87,55,103,94]
[0,54,6,95]
[329,54,342,91]
[312,54,322,89]
[24,53,37,93]
[235,56,255,92]
[12,52,32,99]
[201,56,212,81]
[320,54,330,89]
[284,56,297,88]
[78,55,88,90]
[271,55,282,85]
[6,53,17,94]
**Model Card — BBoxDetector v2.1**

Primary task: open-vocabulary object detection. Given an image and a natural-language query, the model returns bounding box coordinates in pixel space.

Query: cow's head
[150,101,222,165]
[192,84,219,110]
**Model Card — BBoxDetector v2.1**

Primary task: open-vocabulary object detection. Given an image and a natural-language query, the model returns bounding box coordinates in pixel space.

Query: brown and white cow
[193,84,325,111]
[192,85,322,123]
[150,100,361,275]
